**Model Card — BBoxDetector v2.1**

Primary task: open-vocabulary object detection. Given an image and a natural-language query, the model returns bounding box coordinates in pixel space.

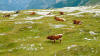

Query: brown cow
[47,34,63,43]
[73,20,82,25]
[60,12,64,15]
[55,16,65,21]
[3,14,10,17]
[30,12,36,15]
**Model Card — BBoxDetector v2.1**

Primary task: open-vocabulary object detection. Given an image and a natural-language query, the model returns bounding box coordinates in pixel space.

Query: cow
[47,34,63,43]
[73,20,82,25]
[55,16,65,21]
[15,10,20,14]
[47,13,51,15]
[3,14,10,17]
[30,12,36,15]
[60,12,64,15]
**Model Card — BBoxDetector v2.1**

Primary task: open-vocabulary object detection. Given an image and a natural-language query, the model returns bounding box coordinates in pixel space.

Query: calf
[73,20,82,25]
[55,16,65,21]
[47,34,63,43]
[3,14,10,17]
[30,12,36,15]
[60,12,64,15]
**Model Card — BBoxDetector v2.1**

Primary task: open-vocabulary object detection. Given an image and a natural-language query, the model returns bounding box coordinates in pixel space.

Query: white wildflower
[89,31,97,35]
[67,45,77,50]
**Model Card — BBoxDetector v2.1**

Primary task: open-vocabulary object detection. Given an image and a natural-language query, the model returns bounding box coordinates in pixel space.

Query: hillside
[27,0,56,9]
[49,0,89,8]
[87,0,100,5]
[0,5,100,56]
[1,0,100,11]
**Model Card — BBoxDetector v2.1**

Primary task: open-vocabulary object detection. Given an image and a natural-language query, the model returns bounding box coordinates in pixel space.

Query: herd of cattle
[2,10,82,43]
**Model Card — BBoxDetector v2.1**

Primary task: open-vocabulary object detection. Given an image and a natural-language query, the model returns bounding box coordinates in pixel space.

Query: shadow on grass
[44,40,62,44]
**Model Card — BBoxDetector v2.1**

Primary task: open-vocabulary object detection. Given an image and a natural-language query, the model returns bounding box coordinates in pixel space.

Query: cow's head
[57,34,63,37]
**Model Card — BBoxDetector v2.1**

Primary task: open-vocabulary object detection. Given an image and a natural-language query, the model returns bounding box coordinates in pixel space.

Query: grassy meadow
[0,6,100,56]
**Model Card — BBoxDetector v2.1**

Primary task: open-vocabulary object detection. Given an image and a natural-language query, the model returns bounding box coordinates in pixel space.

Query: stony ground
[0,5,100,56]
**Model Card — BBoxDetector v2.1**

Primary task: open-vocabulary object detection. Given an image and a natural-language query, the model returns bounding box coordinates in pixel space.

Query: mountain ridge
[0,0,100,11]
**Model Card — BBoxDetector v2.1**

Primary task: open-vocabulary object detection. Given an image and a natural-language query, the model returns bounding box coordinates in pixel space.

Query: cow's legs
[60,39,61,43]
[59,38,62,43]
[54,40,56,43]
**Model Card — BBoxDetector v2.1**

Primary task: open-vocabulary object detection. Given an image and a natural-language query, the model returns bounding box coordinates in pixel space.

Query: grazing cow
[73,20,82,25]
[47,13,51,15]
[15,10,20,14]
[3,14,10,17]
[47,34,63,43]
[30,12,36,15]
[55,16,65,21]
[60,12,64,15]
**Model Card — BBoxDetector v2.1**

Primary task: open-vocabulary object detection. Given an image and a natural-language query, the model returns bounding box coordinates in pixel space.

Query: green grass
[0,7,100,56]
